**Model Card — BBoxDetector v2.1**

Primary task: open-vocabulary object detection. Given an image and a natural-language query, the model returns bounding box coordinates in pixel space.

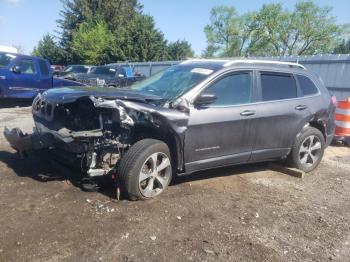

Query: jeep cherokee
[4,59,336,200]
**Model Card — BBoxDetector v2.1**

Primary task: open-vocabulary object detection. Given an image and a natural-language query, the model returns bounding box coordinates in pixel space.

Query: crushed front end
[4,90,189,185]
[5,94,136,180]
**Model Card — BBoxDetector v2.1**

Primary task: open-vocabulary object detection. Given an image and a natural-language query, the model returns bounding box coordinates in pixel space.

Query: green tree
[333,38,350,54]
[204,1,347,57]
[56,0,173,63]
[204,6,257,57]
[250,2,342,56]
[119,14,169,62]
[167,40,194,60]
[32,34,65,64]
[71,20,115,65]
[201,44,220,58]
[57,0,140,63]
[204,6,242,57]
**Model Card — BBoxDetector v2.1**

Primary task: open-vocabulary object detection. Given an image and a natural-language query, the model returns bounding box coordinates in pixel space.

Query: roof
[181,59,305,70]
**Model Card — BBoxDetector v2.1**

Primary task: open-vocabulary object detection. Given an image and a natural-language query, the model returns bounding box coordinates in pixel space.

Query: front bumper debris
[3,127,52,154]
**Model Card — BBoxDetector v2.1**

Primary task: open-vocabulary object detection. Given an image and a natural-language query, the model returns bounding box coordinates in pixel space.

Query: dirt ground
[0,105,350,262]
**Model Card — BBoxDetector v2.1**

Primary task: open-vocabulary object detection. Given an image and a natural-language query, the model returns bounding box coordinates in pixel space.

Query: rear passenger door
[250,71,310,161]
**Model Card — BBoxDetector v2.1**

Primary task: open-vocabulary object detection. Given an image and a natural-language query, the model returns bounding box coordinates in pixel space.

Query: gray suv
[4,59,336,200]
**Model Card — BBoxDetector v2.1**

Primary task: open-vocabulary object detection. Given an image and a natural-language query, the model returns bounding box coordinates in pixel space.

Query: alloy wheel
[138,152,172,198]
[299,135,322,168]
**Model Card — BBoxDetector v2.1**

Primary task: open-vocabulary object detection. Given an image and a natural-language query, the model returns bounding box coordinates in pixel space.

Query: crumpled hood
[40,86,163,104]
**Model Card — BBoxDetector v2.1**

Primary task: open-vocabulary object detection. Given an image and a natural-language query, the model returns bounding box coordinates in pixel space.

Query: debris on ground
[1,106,350,261]
[121,233,129,239]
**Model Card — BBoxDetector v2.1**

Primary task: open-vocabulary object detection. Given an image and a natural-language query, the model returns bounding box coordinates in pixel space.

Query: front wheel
[287,127,325,172]
[118,139,172,200]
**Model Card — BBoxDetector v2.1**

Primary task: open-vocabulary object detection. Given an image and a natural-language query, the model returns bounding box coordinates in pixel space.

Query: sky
[0,0,349,55]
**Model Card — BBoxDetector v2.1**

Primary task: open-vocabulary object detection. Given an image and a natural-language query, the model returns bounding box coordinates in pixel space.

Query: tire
[287,127,325,172]
[118,139,172,200]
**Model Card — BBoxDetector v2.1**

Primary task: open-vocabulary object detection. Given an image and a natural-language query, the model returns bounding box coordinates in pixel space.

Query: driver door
[184,71,256,173]
[7,58,39,99]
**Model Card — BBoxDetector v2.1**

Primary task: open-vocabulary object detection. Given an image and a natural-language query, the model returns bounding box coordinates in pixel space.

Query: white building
[0,45,18,54]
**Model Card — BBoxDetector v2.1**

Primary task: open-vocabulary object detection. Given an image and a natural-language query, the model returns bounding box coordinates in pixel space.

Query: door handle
[295,105,308,111]
[240,110,256,116]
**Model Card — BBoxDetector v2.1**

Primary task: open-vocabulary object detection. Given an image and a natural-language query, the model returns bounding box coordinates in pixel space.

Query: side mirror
[194,93,217,107]
[12,65,21,74]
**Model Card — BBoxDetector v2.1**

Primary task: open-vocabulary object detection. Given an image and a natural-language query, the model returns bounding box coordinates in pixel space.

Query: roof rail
[223,59,306,70]
[181,59,230,64]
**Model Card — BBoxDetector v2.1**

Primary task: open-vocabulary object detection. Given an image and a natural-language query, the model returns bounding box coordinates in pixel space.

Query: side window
[204,72,252,106]
[120,68,126,77]
[260,72,297,101]
[15,59,37,75]
[297,75,318,96]
[38,60,49,76]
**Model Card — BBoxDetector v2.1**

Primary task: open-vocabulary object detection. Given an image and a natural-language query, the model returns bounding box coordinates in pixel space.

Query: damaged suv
[4,59,335,200]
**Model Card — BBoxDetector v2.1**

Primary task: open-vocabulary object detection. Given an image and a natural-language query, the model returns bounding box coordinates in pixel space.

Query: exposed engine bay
[4,92,189,179]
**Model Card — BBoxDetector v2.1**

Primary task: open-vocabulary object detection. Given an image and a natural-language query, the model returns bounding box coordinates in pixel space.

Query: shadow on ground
[0,149,269,200]
[0,150,117,197]
[0,99,32,109]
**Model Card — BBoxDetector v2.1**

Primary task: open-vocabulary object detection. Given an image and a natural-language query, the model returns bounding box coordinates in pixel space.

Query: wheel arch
[308,120,327,141]
[130,125,182,172]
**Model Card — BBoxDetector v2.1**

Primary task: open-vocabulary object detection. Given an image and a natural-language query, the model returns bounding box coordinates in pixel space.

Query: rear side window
[260,72,297,101]
[296,75,318,96]
[38,60,49,76]
[204,72,252,106]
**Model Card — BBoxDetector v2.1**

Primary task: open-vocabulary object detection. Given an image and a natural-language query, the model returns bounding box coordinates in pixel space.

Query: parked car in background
[51,65,65,77]
[73,65,145,87]
[4,59,335,200]
[0,52,84,99]
[60,64,91,80]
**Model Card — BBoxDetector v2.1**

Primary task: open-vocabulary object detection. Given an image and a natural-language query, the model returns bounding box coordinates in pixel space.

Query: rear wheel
[287,127,325,172]
[118,139,172,200]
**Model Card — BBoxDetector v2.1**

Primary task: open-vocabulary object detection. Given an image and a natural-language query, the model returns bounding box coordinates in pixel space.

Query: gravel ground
[0,106,350,262]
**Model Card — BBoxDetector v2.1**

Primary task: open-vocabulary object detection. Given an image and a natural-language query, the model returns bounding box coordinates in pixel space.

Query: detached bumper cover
[3,127,52,153]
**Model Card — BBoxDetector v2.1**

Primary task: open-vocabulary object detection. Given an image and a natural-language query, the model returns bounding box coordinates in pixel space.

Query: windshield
[129,65,214,100]
[89,66,116,76]
[0,53,16,67]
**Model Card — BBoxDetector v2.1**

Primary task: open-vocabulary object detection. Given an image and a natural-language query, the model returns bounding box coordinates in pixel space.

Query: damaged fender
[91,96,190,170]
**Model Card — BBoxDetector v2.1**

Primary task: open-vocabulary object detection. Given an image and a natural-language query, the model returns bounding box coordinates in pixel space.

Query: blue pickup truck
[0,52,84,100]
